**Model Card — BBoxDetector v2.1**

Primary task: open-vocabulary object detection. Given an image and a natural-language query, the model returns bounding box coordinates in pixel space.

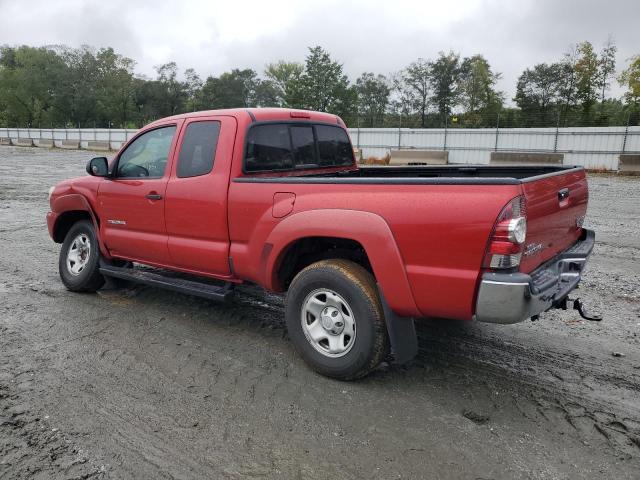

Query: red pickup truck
[47,108,596,379]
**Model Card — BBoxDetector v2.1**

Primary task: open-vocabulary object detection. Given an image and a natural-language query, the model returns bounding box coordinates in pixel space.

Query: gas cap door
[272,192,296,218]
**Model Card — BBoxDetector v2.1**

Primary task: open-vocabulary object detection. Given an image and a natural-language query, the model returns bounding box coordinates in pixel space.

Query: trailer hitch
[559,297,602,321]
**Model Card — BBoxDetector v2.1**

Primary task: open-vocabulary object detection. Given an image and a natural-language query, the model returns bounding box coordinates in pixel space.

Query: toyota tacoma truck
[47,108,596,380]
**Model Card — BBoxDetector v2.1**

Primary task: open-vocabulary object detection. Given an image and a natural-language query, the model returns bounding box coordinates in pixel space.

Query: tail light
[483,196,527,270]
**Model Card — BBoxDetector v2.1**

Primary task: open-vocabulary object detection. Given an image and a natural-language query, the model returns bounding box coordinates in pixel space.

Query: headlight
[48,186,55,200]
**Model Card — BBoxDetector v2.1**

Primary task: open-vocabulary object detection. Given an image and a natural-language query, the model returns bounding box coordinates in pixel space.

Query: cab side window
[116,126,176,178]
[176,121,220,178]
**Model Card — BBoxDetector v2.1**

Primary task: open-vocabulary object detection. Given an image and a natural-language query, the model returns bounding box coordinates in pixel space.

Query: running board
[99,264,234,302]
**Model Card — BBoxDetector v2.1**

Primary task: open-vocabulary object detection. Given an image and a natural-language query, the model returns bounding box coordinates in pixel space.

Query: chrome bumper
[475,229,595,324]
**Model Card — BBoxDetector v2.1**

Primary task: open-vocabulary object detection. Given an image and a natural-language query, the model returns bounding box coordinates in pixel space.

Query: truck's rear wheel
[285,259,389,380]
[58,220,105,292]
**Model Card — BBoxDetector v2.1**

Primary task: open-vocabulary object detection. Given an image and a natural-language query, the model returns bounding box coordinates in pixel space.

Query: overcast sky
[1,0,638,103]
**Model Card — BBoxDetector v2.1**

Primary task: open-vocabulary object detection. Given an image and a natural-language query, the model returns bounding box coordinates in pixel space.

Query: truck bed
[230,162,588,319]
[234,165,582,184]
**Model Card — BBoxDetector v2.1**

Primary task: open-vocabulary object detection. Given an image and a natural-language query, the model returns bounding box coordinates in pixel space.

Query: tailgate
[519,168,588,273]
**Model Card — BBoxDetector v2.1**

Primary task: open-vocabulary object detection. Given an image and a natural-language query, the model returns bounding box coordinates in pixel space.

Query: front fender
[263,209,420,318]
[49,194,110,258]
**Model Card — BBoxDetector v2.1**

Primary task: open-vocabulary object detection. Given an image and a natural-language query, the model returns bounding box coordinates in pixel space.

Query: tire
[285,259,389,380]
[58,220,105,292]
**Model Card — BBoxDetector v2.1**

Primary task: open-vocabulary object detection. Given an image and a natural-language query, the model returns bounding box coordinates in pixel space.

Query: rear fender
[264,209,420,317]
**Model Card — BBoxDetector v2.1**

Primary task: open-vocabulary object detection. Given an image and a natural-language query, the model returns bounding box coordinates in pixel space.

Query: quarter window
[117,126,176,178]
[177,121,220,178]
[316,125,353,167]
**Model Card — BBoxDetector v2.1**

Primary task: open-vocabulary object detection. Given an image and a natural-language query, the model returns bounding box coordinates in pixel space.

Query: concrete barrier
[12,138,34,147]
[490,152,563,165]
[389,149,448,165]
[0,137,10,145]
[618,154,640,174]
[59,140,80,149]
[37,138,54,148]
[86,140,111,151]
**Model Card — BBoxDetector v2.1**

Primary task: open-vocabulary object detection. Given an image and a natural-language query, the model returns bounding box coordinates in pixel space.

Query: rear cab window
[244,123,354,173]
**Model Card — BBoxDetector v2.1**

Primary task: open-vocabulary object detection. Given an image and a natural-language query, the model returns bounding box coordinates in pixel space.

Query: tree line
[1,41,639,129]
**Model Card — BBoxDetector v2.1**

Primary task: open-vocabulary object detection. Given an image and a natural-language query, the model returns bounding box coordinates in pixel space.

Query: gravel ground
[0,146,639,479]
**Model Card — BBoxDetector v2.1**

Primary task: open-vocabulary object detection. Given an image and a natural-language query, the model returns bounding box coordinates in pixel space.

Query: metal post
[398,127,401,150]
[554,112,560,153]
[443,115,448,150]
[494,114,500,152]
[622,114,630,154]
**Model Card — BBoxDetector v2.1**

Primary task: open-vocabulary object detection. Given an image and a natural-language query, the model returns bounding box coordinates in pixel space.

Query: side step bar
[99,264,234,302]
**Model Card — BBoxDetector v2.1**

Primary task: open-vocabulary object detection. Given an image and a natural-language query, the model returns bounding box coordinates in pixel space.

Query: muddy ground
[0,146,639,479]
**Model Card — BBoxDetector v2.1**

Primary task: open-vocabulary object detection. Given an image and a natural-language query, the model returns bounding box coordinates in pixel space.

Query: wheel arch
[52,210,93,242]
[51,194,110,257]
[263,209,420,318]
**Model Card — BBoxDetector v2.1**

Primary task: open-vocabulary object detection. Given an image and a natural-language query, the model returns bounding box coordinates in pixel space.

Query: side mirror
[86,157,109,177]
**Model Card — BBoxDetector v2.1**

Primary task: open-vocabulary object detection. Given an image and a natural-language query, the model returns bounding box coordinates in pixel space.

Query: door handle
[145,193,163,200]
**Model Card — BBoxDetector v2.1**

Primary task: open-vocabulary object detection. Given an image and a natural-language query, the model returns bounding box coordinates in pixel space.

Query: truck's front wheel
[285,259,389,380]
[59,220,105,292]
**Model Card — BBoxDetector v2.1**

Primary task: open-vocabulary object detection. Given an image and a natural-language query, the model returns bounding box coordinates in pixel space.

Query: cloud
[1,0,638,101]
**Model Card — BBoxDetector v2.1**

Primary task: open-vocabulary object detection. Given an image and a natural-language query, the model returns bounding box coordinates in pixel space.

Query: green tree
[619,55,640,107]
[201,68,263,108]
[514,63,564,126]
[93,47,137,127]
[253,79,279,107]
[154,62,187,116]
[299,46,354,119]
[184,68,203,112]
[430,51,462,120]
[555,46,580,125]
[0,45,66,127]
[56,45,103,127]
[264,61,305,107]
[403,59,431,127]
[459,55,503,126]
[598,37,617,105]
[574,41,600,119]
[355,72,390,127]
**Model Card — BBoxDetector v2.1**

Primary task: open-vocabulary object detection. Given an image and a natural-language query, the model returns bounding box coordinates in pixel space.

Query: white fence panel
[347,126,640,170]
[2,126,639,171]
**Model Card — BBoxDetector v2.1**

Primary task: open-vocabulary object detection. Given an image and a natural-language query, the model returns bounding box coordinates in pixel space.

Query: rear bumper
[474,229,595,324]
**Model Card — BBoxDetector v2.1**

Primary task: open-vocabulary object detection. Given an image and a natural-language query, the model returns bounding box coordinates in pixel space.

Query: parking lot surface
[1,146,639,479]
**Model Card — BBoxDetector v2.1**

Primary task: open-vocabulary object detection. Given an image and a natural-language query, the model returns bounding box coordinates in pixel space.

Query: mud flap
[377,284,418,365]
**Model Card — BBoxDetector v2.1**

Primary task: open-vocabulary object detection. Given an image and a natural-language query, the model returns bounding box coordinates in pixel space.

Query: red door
[164,116,237,277]
[98,122,182,265]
